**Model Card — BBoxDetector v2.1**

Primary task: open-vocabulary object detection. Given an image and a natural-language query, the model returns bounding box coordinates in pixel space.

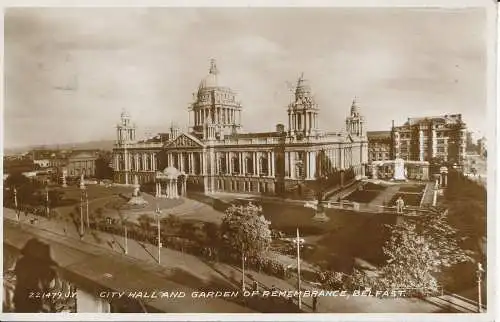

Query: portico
[155,166,187,199]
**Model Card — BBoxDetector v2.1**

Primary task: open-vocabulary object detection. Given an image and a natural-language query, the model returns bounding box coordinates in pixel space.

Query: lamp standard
[155,205,162,264]
[79,176,86,238]
[123,218,128,255]
[295,228,305,310]
[241,246,247,291]
[45,186,50,217]
[477,262,485,312]
[85,190,89,228]
[13,187,20,222]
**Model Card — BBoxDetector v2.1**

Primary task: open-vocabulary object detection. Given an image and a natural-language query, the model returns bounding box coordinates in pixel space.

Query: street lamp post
[79,191,84,238]
[241,249,246,291]
[295,228,305,310]
[14,187,19,221]
[85,190,90,228]
[155,205,162,264]
[45,186,50,217]
[477,262,484,312]
[124,220,128,255]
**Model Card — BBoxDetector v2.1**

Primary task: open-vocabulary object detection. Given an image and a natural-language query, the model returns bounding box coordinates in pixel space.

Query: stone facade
[367,130,392,162]
[112,60,369,198]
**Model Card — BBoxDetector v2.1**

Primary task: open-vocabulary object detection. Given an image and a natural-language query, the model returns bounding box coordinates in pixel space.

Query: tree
[220,202,272,259]
[374,209,472,295]
[95,155,113,180]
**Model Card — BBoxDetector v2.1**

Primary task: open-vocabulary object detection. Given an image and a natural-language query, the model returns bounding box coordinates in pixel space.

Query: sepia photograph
[1,2,496,320]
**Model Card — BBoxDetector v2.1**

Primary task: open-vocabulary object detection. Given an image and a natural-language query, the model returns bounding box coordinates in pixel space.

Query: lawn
[389,193,423,207]
[258,201,396,272]
[398,185,426,193]
[344,190,381,203]
[363,182,388,191]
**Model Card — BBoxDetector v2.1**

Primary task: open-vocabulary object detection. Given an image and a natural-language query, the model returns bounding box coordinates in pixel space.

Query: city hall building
[112,60,368,198]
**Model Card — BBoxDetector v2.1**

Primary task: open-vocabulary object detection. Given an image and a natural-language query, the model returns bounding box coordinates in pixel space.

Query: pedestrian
[312,294,318,312]
[253,280,259,292]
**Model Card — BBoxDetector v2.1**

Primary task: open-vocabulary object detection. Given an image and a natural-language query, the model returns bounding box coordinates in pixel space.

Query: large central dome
[198,59,229,91]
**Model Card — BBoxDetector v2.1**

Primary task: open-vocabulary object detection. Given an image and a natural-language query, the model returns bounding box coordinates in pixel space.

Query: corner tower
[189,59,242,139]
[287,73,319,138]
[346,97,365,137]
[116,109,136,145]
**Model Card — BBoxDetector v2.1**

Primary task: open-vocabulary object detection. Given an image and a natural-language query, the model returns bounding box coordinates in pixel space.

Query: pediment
[164,133,204,149]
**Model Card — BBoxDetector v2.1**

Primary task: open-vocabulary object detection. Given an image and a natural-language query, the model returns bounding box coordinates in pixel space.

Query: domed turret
[350,97,360,117]
[198,59,227,92]
[295,74,313,101]
[287,73,319,138]
[190,59,242,138]
[346,96,365,137]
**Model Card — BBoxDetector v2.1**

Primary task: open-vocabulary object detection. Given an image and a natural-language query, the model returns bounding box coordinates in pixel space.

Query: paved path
[5,207,481,313]
[420,182,436,207]
[363,185,400,212]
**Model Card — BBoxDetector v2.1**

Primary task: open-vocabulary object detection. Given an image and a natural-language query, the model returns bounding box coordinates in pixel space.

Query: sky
[4,7,490,149]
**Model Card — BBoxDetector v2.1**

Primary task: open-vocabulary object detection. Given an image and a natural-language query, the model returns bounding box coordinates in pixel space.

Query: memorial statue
[127,175,148,206]
[392,158,407,181]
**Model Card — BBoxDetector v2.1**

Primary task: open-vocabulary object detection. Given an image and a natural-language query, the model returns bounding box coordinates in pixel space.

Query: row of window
[217,180,269,193]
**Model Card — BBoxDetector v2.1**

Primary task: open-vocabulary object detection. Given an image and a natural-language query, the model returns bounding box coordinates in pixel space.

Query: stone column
[256,152,261,176]
[271,151,275,177]
[124,149,129,185]
[239,152,243,175]
[173,179,179,198]
[290,152,296,179]
[253,152,257,176]
[242,153,247,175]
[267,152,271,176]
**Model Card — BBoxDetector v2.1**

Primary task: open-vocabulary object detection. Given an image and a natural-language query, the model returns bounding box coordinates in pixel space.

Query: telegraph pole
[155,205,162,264]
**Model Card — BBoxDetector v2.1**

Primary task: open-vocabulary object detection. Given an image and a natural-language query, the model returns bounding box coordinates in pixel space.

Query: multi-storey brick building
[392,114,467,165]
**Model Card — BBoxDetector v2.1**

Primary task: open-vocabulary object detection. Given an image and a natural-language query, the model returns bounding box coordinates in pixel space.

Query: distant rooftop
[403,114,464,126]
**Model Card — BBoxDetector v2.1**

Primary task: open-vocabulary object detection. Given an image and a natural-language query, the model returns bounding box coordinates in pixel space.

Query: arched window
[138,155,143,171]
